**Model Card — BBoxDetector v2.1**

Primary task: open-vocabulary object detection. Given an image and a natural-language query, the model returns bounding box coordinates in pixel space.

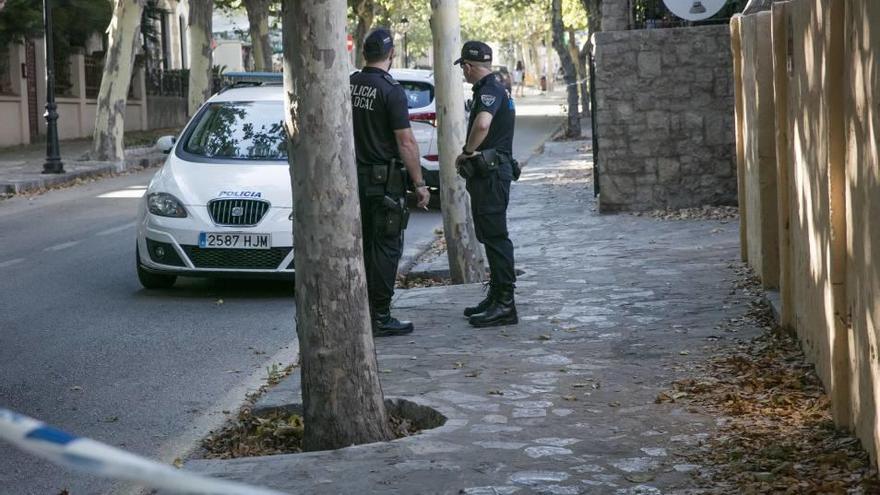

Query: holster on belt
[379,195,410,235]
[458,149,500,179]
[359,158,406,197]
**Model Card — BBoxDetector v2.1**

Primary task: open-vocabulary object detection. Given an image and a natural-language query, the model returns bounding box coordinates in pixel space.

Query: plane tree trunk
[281,0,392,451]
[551,0,580,137]
[352,0,374,68]
[92,0,144,163]
[244,0,273,71]
[187,0,213,116]
[430,0,487,284]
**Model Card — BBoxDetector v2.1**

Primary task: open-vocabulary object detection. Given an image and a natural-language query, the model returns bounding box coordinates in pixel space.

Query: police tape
[0,408,288,495]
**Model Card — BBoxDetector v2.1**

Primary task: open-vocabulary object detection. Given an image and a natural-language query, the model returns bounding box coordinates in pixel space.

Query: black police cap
[364,28,394,57]
[454,41,492,65]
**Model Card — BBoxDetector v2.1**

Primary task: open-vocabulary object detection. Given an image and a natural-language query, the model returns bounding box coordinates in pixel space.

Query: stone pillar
[601,0,632,32]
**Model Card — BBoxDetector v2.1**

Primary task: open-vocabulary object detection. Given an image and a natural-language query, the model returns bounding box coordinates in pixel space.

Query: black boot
[469,286,518,328]
[464,284,496,317]
[372,311,414,337]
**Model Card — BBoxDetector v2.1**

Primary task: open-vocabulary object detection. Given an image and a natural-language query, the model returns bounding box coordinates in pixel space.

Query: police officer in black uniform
[351,28,431,337]
[455,41,519,328]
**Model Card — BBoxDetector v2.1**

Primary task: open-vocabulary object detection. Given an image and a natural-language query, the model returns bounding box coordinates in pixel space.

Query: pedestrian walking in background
[454,41,520,328]
[513,60,525,98]
[350,28,431,337]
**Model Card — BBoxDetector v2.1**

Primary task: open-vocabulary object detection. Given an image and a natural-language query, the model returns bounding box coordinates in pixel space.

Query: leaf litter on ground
[668,264,880,494]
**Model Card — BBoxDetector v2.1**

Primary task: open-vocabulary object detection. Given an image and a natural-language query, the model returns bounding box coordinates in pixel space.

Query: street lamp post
[42,0,64,174]
[400,17,409,68]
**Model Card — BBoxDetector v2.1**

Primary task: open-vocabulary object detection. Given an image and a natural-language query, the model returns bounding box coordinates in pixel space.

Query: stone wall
[592,25,737,212]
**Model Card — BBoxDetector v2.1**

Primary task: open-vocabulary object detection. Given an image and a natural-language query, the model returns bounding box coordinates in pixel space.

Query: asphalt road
[0,91,563,494]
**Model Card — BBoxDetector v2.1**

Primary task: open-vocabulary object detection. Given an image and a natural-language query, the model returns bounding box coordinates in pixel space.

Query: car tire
[136,246,177,289]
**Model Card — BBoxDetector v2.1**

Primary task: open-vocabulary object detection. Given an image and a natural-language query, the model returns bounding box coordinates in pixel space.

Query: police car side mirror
[465,99,473,114]
[156,135,176,154]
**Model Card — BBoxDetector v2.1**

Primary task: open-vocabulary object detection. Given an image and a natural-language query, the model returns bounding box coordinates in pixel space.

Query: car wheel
[136,247,177,289]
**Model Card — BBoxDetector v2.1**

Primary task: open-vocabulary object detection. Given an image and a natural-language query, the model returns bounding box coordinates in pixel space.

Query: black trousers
[360,193,404,314]
[466,162,516,288]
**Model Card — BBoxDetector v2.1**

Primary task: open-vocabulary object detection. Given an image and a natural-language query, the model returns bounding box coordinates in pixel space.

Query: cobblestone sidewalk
[187,140,761,494]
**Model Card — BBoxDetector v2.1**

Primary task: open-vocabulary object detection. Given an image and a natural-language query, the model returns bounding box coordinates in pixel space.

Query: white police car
[136,83,294,288]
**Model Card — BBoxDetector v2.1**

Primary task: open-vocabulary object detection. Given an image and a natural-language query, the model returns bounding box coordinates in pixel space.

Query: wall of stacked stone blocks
[733,0,880,467]
[591,25,738,212]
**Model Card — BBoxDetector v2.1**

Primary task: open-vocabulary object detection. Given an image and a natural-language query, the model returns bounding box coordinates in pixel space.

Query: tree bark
[430,0,487,284]
[352,0,374,69]
[244,0,273,71]
[567,28,587,116]
[551,0,580,137]
[188,0,213,116]
[581,0,600,116]
[578,41,589,116]
[281,0,392,451]
[92,0,144,163]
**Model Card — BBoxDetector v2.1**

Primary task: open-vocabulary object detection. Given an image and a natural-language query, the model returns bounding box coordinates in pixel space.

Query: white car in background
[136,84,293,288]
[389,69,440,189]
[136,72,459,288]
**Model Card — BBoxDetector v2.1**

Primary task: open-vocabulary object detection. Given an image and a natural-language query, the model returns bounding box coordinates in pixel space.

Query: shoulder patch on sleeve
[383,74,400,86]
[481,94,497,107]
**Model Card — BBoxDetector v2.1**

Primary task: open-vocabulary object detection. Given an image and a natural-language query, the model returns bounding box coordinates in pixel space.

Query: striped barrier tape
[0,408,288,495]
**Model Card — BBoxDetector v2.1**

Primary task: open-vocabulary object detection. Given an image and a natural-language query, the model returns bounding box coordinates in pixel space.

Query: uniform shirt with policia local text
[350,67,411,167]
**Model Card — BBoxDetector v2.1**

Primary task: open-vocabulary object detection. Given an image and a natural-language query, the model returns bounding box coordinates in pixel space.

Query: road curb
[0,150,166,196]
[398,230,443,280]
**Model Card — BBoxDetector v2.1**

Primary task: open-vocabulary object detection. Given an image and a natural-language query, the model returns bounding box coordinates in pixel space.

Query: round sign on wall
[662,0,728,21]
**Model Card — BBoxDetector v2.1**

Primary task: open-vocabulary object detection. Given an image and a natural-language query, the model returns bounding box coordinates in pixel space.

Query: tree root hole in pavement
[200,399,443,460]
[663,264,880,494]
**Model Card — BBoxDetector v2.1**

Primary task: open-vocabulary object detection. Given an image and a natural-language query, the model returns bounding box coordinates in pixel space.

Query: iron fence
[146,68,188,97]
[84,54,103,99]
[633,0,747,29]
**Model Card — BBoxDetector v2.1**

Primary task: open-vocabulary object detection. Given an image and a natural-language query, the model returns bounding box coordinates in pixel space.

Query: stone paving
[187,139,761,494]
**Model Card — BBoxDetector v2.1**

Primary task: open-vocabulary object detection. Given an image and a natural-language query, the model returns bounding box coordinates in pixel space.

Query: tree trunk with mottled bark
[430,0,486,284]
[92,0,144,163]
[352,0,374,68]
[244,0,273,71]
[188,0,213,116]
[581,0,600,115]
[281,0,392,451]
[552,0,580,137]
[567,28,587,117]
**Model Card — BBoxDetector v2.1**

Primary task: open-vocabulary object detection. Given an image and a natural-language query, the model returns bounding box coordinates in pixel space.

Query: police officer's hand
[456,152,476,171]
[415,186,430,210]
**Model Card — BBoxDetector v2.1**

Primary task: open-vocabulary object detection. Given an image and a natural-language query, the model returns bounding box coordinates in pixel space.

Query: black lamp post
[400,17,409,68]
[42,0,64,174]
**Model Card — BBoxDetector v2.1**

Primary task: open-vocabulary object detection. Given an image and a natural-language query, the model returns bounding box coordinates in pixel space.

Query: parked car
[136,70,461,288]
[136,84,293,288]
[388,69,440,191]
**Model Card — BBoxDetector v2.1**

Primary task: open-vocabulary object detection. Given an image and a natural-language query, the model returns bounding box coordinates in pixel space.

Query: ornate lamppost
[42,0,64,174]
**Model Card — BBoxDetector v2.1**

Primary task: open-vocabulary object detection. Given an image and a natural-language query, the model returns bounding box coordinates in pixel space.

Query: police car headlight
[147,192,188,218]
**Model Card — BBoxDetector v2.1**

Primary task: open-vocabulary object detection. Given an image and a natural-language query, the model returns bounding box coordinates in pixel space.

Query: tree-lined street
[0,91,564,494]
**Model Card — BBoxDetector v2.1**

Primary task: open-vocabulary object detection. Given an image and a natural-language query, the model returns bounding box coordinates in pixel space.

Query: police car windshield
[398,81,433,109]
[183,101,287,161]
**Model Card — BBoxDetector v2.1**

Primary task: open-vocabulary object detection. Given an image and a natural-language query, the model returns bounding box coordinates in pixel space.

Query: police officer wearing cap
[455,41,519,328]
[351,28,431,337]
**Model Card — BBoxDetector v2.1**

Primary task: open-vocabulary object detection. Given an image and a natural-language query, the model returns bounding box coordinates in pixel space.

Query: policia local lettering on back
[350,28,430,338]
